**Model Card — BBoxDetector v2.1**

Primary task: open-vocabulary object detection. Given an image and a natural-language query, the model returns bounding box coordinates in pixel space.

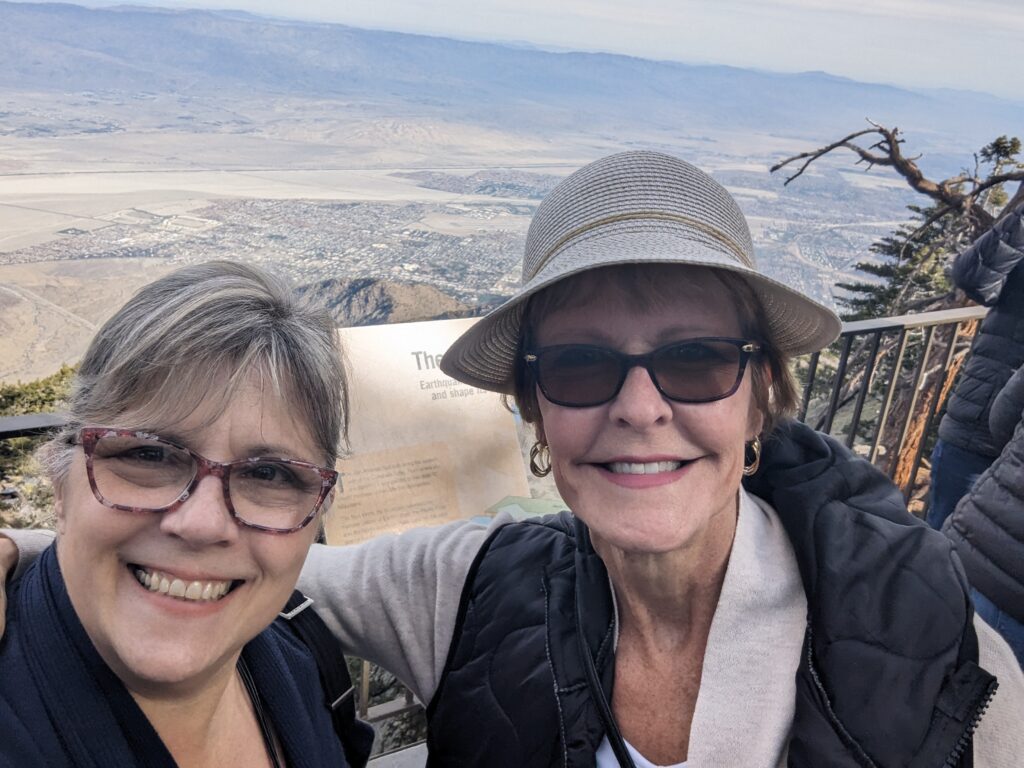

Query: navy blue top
[0,544,349,768]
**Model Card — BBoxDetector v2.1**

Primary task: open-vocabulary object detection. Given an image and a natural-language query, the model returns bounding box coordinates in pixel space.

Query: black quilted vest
[426,422,997,767]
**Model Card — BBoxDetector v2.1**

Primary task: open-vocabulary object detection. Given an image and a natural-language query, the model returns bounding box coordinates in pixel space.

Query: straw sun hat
[440,150,841,393]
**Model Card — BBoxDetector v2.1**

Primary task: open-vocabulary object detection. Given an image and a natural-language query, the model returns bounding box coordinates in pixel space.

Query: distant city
[0,167,917,310]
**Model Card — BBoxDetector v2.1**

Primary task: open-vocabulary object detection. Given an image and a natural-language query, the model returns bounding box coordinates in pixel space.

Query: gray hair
[43,260,348,484]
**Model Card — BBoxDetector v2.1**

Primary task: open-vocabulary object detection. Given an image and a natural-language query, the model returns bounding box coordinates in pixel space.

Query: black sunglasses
[523,337,761,408]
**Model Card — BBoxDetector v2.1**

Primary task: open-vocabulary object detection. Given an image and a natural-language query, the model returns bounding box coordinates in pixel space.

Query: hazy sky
[83,0,1024,100]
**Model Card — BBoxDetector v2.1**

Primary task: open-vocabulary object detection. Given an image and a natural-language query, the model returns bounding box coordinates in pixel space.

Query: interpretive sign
[324,317,530,545]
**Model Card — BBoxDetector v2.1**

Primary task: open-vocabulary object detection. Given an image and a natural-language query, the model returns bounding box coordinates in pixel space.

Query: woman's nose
[158,474,238,546]
[608,364,673,427]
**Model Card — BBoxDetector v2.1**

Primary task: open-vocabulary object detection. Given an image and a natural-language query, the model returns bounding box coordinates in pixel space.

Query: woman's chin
[109,640,234,694]
[589,520,697,558]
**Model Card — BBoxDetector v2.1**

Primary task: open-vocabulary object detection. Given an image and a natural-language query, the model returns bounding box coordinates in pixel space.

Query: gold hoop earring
[529,441,552,478]
[742,436,761,476]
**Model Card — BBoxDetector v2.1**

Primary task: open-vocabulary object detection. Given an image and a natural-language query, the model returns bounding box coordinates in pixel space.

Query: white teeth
[607,460,684,475]
[132,567,234,603]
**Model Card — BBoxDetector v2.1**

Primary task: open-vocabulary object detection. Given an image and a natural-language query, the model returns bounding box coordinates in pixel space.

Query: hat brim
[440,224,841,393]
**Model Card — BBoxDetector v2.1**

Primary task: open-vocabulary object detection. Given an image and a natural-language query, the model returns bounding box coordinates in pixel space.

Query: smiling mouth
[131,565,237,603]
[604,460,689,475]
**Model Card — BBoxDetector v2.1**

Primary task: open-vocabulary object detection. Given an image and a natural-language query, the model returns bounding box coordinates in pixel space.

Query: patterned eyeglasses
[78,427,339,534]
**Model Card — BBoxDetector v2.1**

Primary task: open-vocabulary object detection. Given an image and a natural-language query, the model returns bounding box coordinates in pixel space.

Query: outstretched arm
[296,514,506,704]
[0,529,55,637]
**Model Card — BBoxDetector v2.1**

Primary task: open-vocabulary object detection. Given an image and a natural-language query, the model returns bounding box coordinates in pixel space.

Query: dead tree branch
[770,120,1022,241]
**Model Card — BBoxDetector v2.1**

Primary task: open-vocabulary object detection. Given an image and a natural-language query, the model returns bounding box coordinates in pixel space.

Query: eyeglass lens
[89,433,326,529]
[535,339,746,406]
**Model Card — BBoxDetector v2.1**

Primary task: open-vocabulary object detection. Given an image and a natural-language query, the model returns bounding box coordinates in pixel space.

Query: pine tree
[836,203,953,321]
[773,128,1023,495]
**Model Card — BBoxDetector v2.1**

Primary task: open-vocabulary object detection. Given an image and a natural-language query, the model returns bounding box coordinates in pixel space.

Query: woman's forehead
[538,266,737,323]
[112,366,303,437]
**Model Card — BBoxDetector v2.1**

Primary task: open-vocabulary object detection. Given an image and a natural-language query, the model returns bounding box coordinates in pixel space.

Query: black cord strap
[238,657,284,768]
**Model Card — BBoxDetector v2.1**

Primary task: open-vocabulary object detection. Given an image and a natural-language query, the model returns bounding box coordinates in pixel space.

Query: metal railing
[796,305,986,501]
[0,304,990,759]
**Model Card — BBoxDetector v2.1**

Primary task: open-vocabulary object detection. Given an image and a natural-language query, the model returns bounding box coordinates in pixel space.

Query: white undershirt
[595,735,687,768]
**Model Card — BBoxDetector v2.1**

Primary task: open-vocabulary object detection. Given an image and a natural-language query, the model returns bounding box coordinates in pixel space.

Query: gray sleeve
[1,529,55,579]
[973,615,1024,766]
[297,513,513,704]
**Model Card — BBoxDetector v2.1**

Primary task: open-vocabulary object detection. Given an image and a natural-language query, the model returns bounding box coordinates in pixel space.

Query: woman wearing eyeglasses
[0,262,368,767]
[5,154,1023,767]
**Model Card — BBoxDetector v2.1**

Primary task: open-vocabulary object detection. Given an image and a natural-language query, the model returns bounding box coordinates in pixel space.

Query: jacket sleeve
[951,205,1024,306]
[989,365,1024,449]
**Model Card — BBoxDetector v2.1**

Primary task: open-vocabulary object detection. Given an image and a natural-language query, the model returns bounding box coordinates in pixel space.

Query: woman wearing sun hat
[426,150,1022,767]
[3,152,1022,766]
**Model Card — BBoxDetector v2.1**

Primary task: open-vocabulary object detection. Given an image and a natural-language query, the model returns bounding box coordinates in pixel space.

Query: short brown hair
[42,261,348,485]
[508,264,797,437]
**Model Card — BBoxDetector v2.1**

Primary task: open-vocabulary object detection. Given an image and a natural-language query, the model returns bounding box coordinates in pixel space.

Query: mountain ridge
[2,0,1021,156]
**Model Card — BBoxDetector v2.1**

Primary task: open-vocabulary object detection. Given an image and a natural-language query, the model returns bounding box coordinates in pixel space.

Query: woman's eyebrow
[238,444,307,460]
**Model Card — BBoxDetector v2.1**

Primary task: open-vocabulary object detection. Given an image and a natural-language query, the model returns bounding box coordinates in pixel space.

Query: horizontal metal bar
[365,698,423,723]
[0,413,68,439]
[840,305,986,335]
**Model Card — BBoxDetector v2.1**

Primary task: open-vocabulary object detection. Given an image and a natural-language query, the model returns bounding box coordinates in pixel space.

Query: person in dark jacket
[945,363,1024,666]
[928,204,1024,530]
[0,262,359,767]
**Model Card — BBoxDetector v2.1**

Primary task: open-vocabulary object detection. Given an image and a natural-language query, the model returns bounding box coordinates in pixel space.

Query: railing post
[846,330,882,449]
[797,351,820,423]
[359,659,371,719]
[821,334,853,435]
[905,322,963,500]
[890,325,936,482]
[869,327,909,466]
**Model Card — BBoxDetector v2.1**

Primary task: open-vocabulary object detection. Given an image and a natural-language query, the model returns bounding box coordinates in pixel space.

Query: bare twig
[770,127,879,185]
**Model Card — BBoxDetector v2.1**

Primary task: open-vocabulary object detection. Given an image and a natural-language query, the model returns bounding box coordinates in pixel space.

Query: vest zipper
[803,625,878,768]
[943,676,998,768]
[805,623,998,768]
